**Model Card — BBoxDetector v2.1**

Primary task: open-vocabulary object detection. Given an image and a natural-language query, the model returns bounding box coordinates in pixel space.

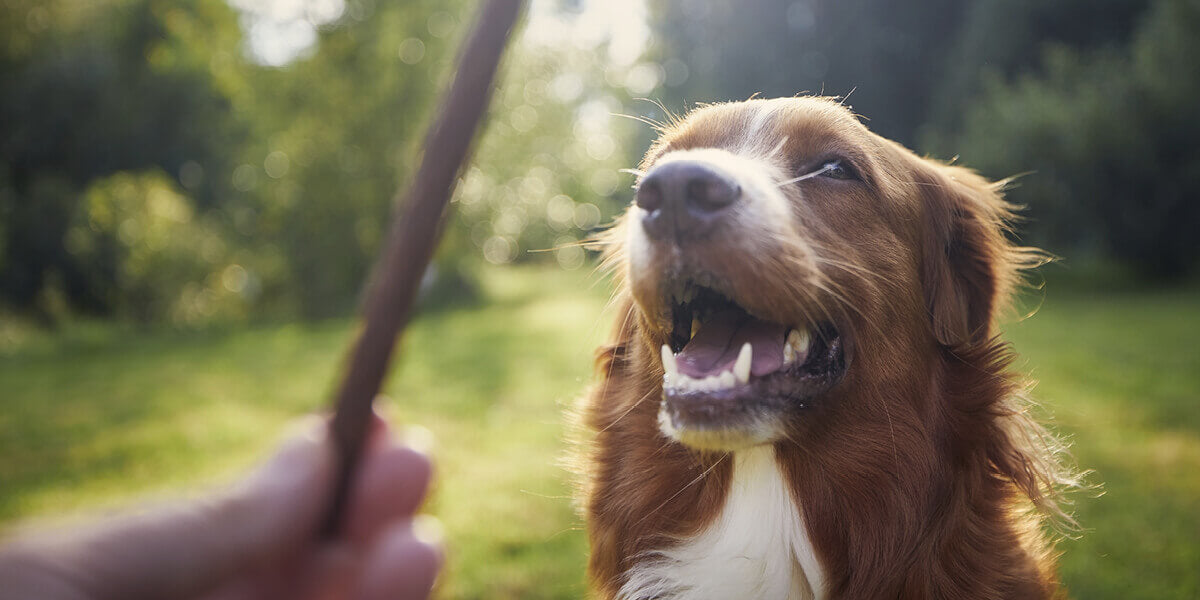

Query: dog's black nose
[635,160,740,241]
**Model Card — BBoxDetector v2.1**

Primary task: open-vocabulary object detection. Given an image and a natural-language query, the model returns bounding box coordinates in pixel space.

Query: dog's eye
[819,159,856,181]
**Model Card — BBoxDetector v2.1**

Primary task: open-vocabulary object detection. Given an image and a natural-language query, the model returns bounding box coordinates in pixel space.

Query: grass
[1004,282,1200,599]
[1,264,1197,599]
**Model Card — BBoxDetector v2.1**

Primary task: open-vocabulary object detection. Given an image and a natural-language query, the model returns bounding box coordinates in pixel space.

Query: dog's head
[610,97,1027,450]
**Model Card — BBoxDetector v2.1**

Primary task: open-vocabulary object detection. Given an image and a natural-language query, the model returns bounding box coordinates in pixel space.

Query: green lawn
[1,265,1197,599]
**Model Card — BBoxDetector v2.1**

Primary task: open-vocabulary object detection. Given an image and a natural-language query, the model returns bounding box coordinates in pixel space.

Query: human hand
[0,413,441,600]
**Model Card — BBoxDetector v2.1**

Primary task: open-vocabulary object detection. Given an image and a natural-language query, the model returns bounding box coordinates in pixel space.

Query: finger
[355,521,443,600]
[343,442,432,547]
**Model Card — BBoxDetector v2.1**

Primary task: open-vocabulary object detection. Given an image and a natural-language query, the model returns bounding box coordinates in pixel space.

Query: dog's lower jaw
[657,404,783,451]
[617,446,825,600]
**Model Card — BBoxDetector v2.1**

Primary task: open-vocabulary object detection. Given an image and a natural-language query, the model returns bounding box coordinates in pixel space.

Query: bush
[67,171,250,324]
[949,0,1200,277]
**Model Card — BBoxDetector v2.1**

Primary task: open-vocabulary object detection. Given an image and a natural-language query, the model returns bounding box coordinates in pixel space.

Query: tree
[648,0,970,146]
[0,0,247,317]
[946,0,1200,277]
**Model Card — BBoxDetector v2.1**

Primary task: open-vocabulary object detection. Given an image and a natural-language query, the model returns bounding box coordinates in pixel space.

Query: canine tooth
[661,345,677,379]
[734,342,752,383]
[691,318,701,340]
[783,341,795,365]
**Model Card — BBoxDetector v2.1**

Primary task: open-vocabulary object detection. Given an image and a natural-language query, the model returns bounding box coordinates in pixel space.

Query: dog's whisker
[774,163,835,188]
[598,387,658,433]
[611,112,669,133]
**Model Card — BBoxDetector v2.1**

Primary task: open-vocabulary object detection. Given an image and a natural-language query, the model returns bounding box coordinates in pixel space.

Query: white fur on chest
[618,447,825,600]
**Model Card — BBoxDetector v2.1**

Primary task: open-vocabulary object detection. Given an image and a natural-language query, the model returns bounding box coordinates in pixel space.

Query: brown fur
[578,97,1077,599]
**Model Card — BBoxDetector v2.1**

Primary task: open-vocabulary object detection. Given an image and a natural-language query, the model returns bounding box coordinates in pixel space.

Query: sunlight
[226,0,345,66]
[227,0,648,68]
[524,0,650,66]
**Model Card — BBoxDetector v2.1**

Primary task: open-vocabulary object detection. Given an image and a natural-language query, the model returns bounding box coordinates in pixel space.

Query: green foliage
[1,266,1198,598]
[67,171,252,323]
[1,0,644,324]
[448,39,639,273]
[0,0,248,317]
[648,0,972,144]
[922,0,1146,140]
[946,0,1200,277]
[234,1,469,318]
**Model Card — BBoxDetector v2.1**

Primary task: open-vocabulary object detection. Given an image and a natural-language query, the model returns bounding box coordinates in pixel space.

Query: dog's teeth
[666,369,694,393]
[734,342,752,383]
[718,370,736,390]
[662,348,746,393]
[784,328,811,365]
[661,345,678,379]
[789,328,811,351]
[691,318,701,340]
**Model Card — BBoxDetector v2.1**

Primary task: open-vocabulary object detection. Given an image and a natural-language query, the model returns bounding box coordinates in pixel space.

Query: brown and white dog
[579,97,1077,599]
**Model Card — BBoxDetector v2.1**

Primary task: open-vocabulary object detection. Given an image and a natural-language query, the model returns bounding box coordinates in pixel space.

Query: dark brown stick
[321,0,525,536]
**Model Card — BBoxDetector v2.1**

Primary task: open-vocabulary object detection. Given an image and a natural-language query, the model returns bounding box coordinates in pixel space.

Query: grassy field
[1,265,1197,599]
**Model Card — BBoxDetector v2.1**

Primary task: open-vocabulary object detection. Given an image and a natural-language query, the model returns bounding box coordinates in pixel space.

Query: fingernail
[402,424,436,456]
[293,414,329,445]
[411,514,444,547]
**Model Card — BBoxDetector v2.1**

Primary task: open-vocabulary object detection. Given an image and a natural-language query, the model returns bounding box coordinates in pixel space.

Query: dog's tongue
[676,309,787,379]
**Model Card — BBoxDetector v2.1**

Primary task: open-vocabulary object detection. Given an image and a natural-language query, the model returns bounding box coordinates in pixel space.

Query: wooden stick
[321,0,525,536]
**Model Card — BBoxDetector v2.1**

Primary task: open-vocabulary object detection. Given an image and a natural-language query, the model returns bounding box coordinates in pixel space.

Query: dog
[578,97,1077,599]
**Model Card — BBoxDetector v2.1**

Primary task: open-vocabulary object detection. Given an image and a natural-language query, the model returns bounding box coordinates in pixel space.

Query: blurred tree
[227,1,638,318]
[921,0,1148,152]
[68,170,245,323]
[0,0,651,325]
[647,0,970,145]
[446,21,640,279]
[947,0,1200,277]
[0,0,247,318]
[238,0,470,318]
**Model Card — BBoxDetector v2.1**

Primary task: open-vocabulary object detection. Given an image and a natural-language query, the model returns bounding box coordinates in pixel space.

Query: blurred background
[0,0,1197,598]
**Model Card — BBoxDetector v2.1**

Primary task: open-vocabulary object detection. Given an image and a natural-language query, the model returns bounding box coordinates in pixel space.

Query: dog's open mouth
[657,283,847,447]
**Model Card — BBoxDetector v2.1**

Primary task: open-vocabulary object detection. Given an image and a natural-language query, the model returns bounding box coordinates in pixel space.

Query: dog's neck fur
[618,446,823,600]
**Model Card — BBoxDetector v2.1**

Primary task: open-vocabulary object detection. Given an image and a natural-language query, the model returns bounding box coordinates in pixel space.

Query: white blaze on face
[739,99,792,156]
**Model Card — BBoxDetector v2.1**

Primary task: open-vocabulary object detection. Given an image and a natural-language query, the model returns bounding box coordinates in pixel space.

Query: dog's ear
[917,162,1015,348]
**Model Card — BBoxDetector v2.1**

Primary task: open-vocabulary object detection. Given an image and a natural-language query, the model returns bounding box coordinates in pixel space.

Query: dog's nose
[635,161,740,241]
